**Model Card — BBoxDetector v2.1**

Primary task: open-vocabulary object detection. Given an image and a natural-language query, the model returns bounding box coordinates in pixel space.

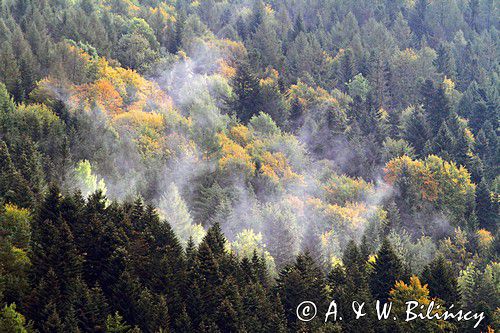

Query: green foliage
[0,304,29,333]
[74,160,107,197]
[370,239,405,300]
[347,73,371,101]
[0,0,497,331]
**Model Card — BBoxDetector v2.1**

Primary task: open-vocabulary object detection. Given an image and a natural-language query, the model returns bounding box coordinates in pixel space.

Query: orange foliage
[218,60,236,78]
[385,155,439,202]
[70,79,124,115]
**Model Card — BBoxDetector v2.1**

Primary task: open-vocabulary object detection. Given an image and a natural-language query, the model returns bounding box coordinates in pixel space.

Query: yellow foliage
[149,6,176,24]
[70,79,124,114]
[209,39,247,69]
[390,275,430,304]
[286,80,338,109]
[113,110,164,130]
[259,151,303,185]
[264,3,274,15]
[322,173,373,205]
[443,76,455,94]
[229,124,251,146]
[217,133,255,176]
[400,48,419,61]
[218,60,236,78]
[389,276,452,331]
[477,229,494,250]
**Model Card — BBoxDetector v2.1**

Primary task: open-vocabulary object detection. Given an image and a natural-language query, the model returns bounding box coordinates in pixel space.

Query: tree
[106,312,133,333]
[409,0,428,42]
[402,106,430,156]
[230,59,262,122]
[340,240,374,332]
[475,180,497,232]
[434,43,456,80]
[116,33,157,72]
[390,276,453,332]
[420,79,451,135]
[0,41,21,98]
[158,183,193,241]
[370,239,405,300]
[276,252,327,332]
[0,141,34,208]
[421,255,460,305]
[0,304,29,333]
[339,49,356,89]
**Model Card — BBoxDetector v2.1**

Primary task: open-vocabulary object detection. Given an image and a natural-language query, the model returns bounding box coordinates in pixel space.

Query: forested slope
[0,0,498,331]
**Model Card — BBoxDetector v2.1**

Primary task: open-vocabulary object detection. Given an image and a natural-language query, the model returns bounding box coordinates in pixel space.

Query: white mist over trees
[0,0,498,331]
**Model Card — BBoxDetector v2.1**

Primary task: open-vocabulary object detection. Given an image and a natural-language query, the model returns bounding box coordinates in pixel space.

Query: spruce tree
[275,252,326,332]
[475,180,497,232]
[421,255,460,305]
[403,106,430,156]
[370,239,405,300]
[230,59,262,123]
[341,240,374,332]
[420,79,451,135]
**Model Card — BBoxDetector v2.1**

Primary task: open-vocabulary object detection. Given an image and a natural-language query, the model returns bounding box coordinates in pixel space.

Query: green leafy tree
[0,304,29,333]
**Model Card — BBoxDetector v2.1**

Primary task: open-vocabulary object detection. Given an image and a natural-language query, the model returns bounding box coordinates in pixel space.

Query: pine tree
[339,49,356,89]
[106,312,132,333]
[175,305,194,333]
[0,41,21,98]
[410,0,428,42]
[435,43,456,80]
[11,25,39,100]
[429,120,456,161]
[276,252,327,331]
[0,140,34,207]
[215,298,240,332]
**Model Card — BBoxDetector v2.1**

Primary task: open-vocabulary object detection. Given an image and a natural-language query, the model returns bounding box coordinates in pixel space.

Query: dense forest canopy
[0,0,498,331]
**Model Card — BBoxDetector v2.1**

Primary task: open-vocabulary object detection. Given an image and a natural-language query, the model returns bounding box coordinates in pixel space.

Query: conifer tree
[402,106,430,156]
[276,252,326,331]
[370,239,405,300]
[475,180,497,232]
[420,79,451,135]
[231,59,262,123]
[421,255,460,305]
[341,240,374,332]
[0,41,21,98]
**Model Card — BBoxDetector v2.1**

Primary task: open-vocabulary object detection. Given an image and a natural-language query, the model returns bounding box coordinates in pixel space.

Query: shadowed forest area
[0,0,498,331]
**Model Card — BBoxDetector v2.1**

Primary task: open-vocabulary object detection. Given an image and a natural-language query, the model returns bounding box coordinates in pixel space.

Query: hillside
[0,0,498,331]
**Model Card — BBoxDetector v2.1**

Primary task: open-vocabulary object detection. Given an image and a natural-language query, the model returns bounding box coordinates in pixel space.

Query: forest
[0,0,498,331]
